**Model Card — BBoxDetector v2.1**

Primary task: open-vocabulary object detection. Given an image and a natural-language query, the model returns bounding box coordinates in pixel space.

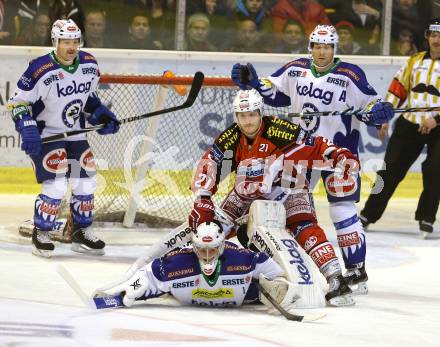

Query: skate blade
[32,246,52,258]
[420,231,432,239]
[71,243,105,256]
[350,282,368,295]
[327,294,355,307]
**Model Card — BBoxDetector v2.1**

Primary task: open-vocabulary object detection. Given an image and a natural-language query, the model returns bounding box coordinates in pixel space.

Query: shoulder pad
[79,50,98,65]
[262,116,300,147]
[271,58,310,78]
[18,54,58,90]
[334,62,377,96]
[215,123,240,152]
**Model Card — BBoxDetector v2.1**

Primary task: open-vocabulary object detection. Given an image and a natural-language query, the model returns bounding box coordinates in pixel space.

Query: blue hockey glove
[14,111,42,156]
[88,105,120,135]
[370,102,394,125]
[231,63,260,90]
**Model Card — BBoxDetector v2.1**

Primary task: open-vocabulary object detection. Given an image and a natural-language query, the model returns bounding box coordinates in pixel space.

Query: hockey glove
[189,196,215,230]
[330,148,360,179]
[88,105,121,135]
[231,63,260,90]
[100,267,150,307]
[14,112,42,156]
[369,101,394,125]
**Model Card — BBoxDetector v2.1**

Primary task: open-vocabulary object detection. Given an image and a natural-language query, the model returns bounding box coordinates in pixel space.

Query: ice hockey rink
[0,194,439,347]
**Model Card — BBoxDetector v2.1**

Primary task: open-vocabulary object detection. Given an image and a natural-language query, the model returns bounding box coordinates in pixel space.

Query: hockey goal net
[87,73,238,229]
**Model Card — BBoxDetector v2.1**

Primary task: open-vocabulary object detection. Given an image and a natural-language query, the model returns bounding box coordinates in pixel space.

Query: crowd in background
[0,0,436,55]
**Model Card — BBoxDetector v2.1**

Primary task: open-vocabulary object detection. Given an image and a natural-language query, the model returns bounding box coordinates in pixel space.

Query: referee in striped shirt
[360,19,440,237]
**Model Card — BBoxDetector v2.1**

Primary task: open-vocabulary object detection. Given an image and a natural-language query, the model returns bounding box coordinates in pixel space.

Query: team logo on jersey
[296,81,334,105]
[57,80,91,97]
[304,236,318,251]
[79,148,96,171]
[62,99,83,128]
[43,149,68,174]
[298,103,320,134]
[324,173,358,197]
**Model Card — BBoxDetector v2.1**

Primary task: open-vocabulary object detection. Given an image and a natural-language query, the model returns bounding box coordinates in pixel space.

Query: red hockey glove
[188,196,215,230]
[330,148,360,179]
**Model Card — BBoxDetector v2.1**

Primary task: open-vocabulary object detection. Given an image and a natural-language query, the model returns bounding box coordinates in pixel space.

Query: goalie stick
[42,71,205,144]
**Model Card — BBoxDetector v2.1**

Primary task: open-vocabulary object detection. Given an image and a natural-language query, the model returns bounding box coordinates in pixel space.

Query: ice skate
[419,221,433,239]
[32,228,54,258]
[344,265,368,295]
[325,274,355,306]
[71,228,105,255]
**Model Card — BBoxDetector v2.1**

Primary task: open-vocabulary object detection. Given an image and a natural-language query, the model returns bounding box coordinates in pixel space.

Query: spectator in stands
[184,13,217,51]
[49,0,85,32]
[320,0,382,51]
[392,0,425,49]
[187,1,233,50]
[83,9,107,48]
[272,19,307,53]
[121,14,162,50]
[271,0,331,42]
[226,18,271,52]
[0,0,19,44]
[15,11,51,46]
[390,27,418,56]
[125,0,175,48]
[335,20,377,55]
[235,0,271,30]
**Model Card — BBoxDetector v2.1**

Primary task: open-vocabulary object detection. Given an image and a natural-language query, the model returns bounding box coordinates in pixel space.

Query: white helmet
[192,221,225,276]
[51,19,82,47]
[308,25,338,52]
[233,89,263,115]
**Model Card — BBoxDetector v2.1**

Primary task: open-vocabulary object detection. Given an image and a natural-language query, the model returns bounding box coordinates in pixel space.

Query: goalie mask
[308,25,338,53]
[192,221,225,276]
[51,19,83,48]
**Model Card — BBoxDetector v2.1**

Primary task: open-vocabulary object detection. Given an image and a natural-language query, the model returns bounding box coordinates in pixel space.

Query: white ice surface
[0,195,439,347]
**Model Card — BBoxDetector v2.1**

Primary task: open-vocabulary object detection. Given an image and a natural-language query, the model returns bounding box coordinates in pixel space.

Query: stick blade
[186,71,204,106]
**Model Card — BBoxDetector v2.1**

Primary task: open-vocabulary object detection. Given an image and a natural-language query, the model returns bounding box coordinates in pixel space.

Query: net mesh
[84,74,288,228]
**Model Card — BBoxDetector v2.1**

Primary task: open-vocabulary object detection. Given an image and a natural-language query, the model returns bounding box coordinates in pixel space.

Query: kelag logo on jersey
[57,80,91,97]
[62,99,83,128]
[298,102,320,134]
[296,81,334,105]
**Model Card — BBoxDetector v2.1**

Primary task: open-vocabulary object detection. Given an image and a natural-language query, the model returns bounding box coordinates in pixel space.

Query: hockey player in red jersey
[189,89,359,306]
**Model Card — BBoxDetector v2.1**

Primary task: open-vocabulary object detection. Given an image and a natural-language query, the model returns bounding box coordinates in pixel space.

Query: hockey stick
[42,71,205,144]
[257,282,326,322]
[284,105,440,119]
[57,264,126,309]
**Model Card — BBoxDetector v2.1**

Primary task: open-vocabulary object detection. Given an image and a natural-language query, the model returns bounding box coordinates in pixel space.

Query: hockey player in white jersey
[231,24,394,294]
[7,19,120,257]
[97,221,299,312]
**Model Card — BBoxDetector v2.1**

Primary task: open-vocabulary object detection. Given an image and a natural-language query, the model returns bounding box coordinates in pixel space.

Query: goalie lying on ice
[96,221,300,312]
